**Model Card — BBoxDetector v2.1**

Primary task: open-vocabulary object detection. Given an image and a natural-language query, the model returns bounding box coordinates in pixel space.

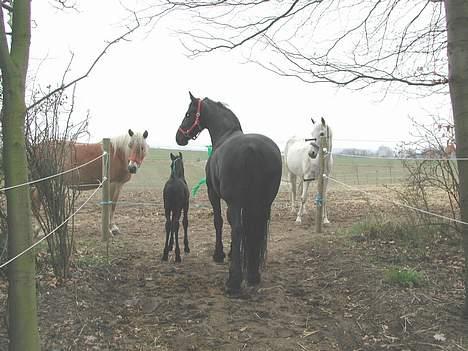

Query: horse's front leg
[322,175,331,225]
[225,206,242,295]
[208,187,225,263]
[296,180,311,223]
[109,182,123,235]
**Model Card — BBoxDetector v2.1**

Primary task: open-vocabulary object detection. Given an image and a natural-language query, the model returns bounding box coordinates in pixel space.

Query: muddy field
[0,187,467,350]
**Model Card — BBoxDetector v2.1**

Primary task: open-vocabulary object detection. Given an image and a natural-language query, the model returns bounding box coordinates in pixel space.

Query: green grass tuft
[384,267,424,287]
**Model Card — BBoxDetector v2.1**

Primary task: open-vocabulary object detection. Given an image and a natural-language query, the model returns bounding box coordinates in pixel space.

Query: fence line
[325,175,468,226]
[333,153,467,161]
[0,152,107,193]
[0,178,106,270]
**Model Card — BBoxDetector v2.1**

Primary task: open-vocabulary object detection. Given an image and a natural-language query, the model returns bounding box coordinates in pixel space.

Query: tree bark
[0,0,41,349]
[444,0,468,316]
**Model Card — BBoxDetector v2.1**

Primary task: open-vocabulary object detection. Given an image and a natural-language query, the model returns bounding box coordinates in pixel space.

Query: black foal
[162,152,190,262]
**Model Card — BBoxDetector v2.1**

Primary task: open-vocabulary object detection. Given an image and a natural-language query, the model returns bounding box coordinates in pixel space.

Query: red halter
[178,99,202,140]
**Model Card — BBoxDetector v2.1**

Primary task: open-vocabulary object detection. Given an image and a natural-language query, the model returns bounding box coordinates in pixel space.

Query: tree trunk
[0,0,41,349]
[444,0,468,316]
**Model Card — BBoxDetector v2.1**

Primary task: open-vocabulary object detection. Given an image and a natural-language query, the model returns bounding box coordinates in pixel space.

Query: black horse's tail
[240,145,272,280]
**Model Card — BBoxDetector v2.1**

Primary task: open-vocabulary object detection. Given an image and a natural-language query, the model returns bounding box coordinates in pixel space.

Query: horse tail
[241,208,270,276]
[240,145,272,279]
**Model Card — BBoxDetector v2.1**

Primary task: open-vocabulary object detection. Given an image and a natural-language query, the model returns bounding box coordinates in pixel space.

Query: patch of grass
[384,267,424,287]
[74,253,107,268]
[345,214,443,248]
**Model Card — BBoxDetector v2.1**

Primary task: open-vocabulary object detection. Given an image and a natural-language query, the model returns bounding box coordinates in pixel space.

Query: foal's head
[170,152,185,178]
[308,117,330,159]
[127,129,149,174]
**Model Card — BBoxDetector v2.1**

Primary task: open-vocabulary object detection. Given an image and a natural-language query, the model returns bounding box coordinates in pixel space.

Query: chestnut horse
[32,129,149,234]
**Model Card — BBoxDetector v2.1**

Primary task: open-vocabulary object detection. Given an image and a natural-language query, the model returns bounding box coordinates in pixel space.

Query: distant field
[128,148,411,193]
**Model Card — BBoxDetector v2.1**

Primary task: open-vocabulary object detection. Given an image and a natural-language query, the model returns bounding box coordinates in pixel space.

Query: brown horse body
[32,129,149,234]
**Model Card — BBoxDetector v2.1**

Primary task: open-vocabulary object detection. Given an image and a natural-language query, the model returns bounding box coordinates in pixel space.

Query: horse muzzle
[128,165,138,174]
[176,131,189,146]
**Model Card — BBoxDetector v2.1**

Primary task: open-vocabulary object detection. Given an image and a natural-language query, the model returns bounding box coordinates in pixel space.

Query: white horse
[284,117,333,224]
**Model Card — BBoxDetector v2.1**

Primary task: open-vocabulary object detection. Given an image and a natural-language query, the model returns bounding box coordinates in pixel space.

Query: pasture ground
[1,185,466,350]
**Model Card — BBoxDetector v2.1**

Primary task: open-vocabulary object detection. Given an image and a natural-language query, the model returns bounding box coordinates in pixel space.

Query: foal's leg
[208,186,225,262]
[296,180,311,223]
[288,172,297,213]
[182,203,190,253]
[162,209,171,261]
[109,183,123,234]
[225,206,242,295]
[173,209,182,263]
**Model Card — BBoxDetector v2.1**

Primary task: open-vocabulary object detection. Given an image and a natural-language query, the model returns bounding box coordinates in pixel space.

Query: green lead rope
[191,145,212,197]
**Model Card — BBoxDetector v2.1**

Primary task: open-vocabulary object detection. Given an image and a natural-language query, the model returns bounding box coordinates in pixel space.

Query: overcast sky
[29,1,451,152]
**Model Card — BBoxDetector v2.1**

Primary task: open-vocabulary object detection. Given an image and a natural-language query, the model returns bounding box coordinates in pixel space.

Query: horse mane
[110,134,131,159]
[205,98,243,132]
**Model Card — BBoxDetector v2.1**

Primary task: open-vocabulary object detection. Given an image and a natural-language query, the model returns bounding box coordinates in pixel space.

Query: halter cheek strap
[178,99,202,140]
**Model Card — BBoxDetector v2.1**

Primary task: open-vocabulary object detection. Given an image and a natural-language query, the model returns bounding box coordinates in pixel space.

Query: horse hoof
[295,218,302,224]
[225,283,241,297]
[175,256,182,263]
[161,254,168,262]
[184,247,190,254]
[111,225,120,235]
[213,251,225,263]
[247,274,261,286]
[323,219,330,225]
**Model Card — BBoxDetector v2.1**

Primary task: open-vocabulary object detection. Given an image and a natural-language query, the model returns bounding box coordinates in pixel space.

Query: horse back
[207,133,282,209]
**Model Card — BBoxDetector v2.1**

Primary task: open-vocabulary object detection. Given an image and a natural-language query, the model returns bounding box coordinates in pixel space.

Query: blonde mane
[110,132,149,160]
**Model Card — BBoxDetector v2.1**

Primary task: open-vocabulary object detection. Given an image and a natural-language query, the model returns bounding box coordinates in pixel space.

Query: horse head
[127,129,149,174]
[176,92,204,146]
[170,152,184,178]
[308,117,330,159]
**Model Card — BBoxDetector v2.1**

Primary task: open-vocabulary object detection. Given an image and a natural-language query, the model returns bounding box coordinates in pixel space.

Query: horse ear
[321,117,326,126]
[189,91,196,102]
[170,153,176,160]
[128,129,134,137]
[143,130,148,139]
[311,117,315,124]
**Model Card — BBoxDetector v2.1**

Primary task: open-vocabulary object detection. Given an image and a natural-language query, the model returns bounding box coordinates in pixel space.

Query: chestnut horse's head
[126,129,149,174]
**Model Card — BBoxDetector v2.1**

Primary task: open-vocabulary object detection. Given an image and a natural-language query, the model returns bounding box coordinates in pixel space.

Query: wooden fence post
[102,138,111,243]
[315,135,326,233]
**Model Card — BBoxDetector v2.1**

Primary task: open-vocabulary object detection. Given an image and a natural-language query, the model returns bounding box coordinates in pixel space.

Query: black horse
[176,92,282,294]
[162,152,190,263]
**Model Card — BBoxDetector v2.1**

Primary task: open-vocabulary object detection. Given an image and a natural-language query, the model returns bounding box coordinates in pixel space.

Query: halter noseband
[178,99,202,140]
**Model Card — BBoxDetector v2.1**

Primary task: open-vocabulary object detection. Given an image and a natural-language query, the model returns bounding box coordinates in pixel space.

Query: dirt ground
[1,187,467,351]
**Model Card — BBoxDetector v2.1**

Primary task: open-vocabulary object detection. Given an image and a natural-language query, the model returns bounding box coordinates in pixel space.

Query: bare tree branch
[153,0,448,91]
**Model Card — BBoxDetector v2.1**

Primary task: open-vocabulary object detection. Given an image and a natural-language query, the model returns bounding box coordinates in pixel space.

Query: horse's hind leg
[182,204,190,253]
[225,206,242,295]
[173,209,182,263]
[296,180,311,223]
[208,186,225,263]
[162,209,171,261]
[288,173,297,214]
[109,183,123,235]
